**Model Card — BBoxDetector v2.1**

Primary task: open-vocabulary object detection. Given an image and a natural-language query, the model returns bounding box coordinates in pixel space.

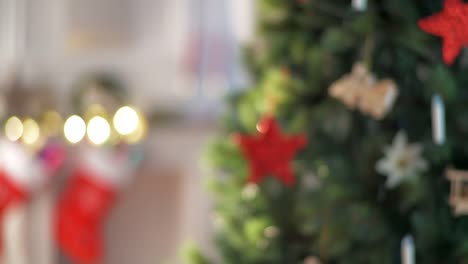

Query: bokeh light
[87,116,111,145]
[64,115,86,144]
[84,104,107,121]
[22,118,40,145]
[5,116,24,142]
[41,110,63,137]
[113,106,140,135]
[124,113,148,144]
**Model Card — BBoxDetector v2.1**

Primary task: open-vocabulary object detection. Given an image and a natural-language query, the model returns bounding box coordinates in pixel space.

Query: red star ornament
[234,116,307,186]
[418,0,468,65]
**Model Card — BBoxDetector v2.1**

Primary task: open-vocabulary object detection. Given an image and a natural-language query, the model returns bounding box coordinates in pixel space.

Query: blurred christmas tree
[189,0,468,263]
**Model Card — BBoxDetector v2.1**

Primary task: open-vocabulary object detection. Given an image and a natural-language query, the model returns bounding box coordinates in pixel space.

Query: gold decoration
[329,63,373,109]
[446,168,468,216]
[329,63,398,119]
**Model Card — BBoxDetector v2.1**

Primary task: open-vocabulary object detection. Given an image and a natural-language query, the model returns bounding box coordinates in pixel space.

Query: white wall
[0,0,255,114]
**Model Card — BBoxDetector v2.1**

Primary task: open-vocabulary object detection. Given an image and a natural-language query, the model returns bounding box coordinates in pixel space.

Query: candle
[401,235,415,264]
[352,0,367,11]
[432,94,446,145]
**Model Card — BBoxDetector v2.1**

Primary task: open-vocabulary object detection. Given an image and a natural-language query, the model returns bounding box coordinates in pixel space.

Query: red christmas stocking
[0,170,28,255]
[55,146,133,264]
[0,140,64,256]
[56,170,115,263]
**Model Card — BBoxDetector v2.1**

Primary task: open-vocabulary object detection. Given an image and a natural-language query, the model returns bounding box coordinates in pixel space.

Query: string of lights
[5,105,147,148]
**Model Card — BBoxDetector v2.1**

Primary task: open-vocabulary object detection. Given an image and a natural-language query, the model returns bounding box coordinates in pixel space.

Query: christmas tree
[188,0,468,263]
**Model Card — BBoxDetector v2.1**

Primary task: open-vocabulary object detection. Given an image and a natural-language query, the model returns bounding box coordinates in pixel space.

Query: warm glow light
[64,115,86,144]
[113,106,140,135]
[84,104,107,121]
[124,114,147,144]
[22,118,40,145]
[5,116,23,142]
[42,111,63,137]
[87,116,110,145]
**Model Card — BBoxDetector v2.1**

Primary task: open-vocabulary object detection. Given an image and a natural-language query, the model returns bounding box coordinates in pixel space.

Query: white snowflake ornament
[376,131,428,189]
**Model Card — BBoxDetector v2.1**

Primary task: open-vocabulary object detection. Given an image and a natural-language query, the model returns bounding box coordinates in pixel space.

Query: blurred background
[0,0,255,263]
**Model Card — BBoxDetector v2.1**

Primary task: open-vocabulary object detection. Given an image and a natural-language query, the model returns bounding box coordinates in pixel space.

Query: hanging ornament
[329,63,373,109]
[418,0,468,65]
[329,63,398,119]
[358,79,398,119]
[401,235,415,264]
[376,131,428,189]
[446,168,468,216]
[234,116,307,186]
[352,0,367,11]
[431,94,446,145]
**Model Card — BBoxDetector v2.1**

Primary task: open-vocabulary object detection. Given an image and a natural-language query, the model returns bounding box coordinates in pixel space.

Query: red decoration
[0,140,65,257]
[418,0,468,65]
[55,168,115,264]
[0,170,27,255]
[234,116,307,186]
